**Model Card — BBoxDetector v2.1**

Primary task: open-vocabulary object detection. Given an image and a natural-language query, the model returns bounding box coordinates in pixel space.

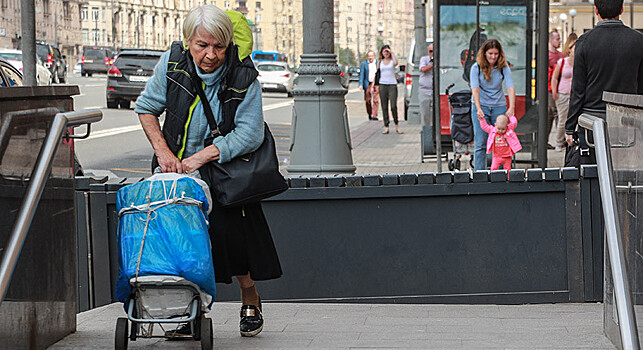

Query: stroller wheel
[200,318,213,350]
[470,158,474,168]
[115,318,129,350]
[448,159,455,171]
[455,158,461,170]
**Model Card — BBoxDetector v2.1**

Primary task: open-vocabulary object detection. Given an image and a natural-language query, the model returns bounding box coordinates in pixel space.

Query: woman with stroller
[376,45,403,134]
[551,33,578,152]
[470,39,515,170]
[135,4,282,338]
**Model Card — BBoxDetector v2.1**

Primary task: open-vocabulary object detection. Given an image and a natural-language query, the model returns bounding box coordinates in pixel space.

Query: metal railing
[0,108,103,305]
[578,114,640,350]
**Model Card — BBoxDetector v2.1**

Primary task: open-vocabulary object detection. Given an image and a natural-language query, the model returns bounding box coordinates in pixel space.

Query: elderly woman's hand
[182,145,221,173]
[157,148,184,174]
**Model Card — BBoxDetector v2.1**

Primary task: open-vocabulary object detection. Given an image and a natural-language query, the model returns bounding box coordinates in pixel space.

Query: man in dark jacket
[565,0,643,150]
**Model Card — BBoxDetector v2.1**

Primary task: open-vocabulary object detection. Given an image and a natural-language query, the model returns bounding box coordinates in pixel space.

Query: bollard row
[75,165,599,192]
[285,165,597,188]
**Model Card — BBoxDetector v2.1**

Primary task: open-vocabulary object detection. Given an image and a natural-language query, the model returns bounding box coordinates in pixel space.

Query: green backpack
[225,10,253,61]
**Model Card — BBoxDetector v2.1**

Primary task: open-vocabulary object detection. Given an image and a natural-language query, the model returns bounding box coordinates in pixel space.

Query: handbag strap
[188,56,222,139]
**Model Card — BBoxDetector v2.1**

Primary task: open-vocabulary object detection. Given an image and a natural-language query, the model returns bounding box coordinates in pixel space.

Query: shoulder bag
[192,75,288,207]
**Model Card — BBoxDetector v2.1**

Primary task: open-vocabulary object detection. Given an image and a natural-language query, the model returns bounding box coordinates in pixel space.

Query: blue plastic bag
[114,173,216,302]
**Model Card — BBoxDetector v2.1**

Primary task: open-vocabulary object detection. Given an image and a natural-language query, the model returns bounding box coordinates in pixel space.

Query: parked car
[404,38,433,119]
[0,49,51,85]
[35,41,66,83]
[347,66,360,82]
[337,64,350,89]
[106,48,164,109]
[256,61,296,96]
[0,57,24,87]
[81,46,113,76]
[73,60,82,74]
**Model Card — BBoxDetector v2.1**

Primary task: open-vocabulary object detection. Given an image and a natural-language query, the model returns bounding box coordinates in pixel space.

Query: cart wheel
[115,318,128,350]
[455,158,461,170]
[200,318,213,350]
[193,314,202,341]
[448,159,455,171]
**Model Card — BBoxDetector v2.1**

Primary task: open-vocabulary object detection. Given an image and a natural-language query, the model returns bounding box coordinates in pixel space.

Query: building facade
[549,1,643,42]
[2,0,416,66]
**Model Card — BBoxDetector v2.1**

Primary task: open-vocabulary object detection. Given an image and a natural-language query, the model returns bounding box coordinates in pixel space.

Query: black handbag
[192,74,288,207]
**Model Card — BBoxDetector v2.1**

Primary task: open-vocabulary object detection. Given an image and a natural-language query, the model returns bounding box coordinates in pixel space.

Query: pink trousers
[491,156,512,170]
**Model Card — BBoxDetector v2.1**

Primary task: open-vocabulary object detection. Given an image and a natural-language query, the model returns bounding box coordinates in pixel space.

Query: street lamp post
[559,13,568,39]
[569,9,577,33]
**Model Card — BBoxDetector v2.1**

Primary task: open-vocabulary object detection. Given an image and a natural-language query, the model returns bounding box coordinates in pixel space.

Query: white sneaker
[554,146,564,152]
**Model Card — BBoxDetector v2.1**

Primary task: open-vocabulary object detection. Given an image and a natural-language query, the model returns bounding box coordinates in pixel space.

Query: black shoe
[165,323,192,338]
[240,300,263,337]
[547,143,555,150]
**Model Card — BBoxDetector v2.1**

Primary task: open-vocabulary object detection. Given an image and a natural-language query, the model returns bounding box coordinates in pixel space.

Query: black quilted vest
[153,41,258,169]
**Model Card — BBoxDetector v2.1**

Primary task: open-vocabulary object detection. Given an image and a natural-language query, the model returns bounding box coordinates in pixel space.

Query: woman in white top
[551,33,577,151]
[376,45,403,134]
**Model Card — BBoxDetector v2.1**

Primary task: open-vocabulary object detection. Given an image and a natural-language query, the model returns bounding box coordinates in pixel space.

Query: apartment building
[549,0,642,40]
[0,0,83,58]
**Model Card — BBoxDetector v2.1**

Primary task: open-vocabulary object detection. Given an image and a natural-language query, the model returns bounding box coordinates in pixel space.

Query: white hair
[183,5,233,46]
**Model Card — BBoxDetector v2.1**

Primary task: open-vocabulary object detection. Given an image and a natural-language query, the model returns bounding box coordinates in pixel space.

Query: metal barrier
[578,114,640,350]
[0,108,103,305]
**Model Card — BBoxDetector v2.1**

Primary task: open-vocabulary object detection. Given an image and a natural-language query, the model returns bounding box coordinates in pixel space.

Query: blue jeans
[471,104,507,171]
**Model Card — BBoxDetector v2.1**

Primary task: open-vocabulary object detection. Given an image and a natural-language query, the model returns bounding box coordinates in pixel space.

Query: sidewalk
[339,94,565,175]
[50,301,621,349]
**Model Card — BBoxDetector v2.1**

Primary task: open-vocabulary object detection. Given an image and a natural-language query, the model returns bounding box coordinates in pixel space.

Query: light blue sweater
[135,51,264,164]
[469,63,513,107]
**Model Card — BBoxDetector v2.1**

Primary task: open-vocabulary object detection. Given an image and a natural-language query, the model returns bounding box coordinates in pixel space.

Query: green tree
[335,46,357,66]
[376,37,385,51]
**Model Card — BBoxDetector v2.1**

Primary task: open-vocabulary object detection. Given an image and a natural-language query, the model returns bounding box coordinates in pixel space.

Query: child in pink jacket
[477,114,522,170]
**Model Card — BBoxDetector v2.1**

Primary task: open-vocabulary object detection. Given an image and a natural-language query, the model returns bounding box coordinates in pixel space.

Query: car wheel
[119,100,131,109]
[88,73,93,77]
[107,100,119,109]
[287,91,293,98]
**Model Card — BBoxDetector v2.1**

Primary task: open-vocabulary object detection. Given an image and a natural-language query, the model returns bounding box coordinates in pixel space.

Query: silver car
[256,61,295,97]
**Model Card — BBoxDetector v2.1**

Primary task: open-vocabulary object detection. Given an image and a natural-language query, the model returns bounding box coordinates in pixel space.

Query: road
[69,74,367,178]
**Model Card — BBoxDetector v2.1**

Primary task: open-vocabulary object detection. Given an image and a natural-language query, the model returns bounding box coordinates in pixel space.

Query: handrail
[578,113,640,350]
[0,109,103,305]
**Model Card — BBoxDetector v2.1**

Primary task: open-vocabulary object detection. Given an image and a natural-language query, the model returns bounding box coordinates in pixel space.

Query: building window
[102,7,105,20]
[288,15,292,24]
[81,7,88,21]
[82,29,89,43]
[92,7,99,21]
[43,0,50,15]
[347,5,351,11]
[224,1,230,10]
[255,1,261,9]
[255,14,261,23]
[63,2,70,19]
[92,29,99,43]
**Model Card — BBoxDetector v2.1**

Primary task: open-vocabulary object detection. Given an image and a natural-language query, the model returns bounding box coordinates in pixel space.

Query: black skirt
[207,201,282,284]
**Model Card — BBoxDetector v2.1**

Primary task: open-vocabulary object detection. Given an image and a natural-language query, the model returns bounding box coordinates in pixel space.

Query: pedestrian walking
[358,50,379,121]
[470,39,515,170]
[419,44,434,125]
[565,0,643,164]
[135,4,282,338]
[376,45,403,134]
[551,33,578,152]
[477,114,522,170]
[547,30,564,149]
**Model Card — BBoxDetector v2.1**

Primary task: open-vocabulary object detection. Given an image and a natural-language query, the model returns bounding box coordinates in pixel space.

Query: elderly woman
[135,5,282,337]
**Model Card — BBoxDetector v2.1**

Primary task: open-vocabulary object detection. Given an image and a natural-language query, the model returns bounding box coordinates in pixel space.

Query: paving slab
[49,302,616,349]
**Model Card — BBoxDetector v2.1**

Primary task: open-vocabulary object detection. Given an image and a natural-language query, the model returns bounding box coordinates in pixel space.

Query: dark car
[106,48,164,109]
[347,66,360,81]
[0,58,23,87]
[82,46,114,76]
[34,42,66,83]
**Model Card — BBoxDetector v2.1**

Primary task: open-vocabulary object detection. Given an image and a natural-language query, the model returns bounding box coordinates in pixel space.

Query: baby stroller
[114,173,216,349]
[446,86,475,171]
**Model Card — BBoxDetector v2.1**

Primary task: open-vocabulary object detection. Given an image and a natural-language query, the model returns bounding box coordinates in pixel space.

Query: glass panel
[439,0,528,107]
[605,103,642,345]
